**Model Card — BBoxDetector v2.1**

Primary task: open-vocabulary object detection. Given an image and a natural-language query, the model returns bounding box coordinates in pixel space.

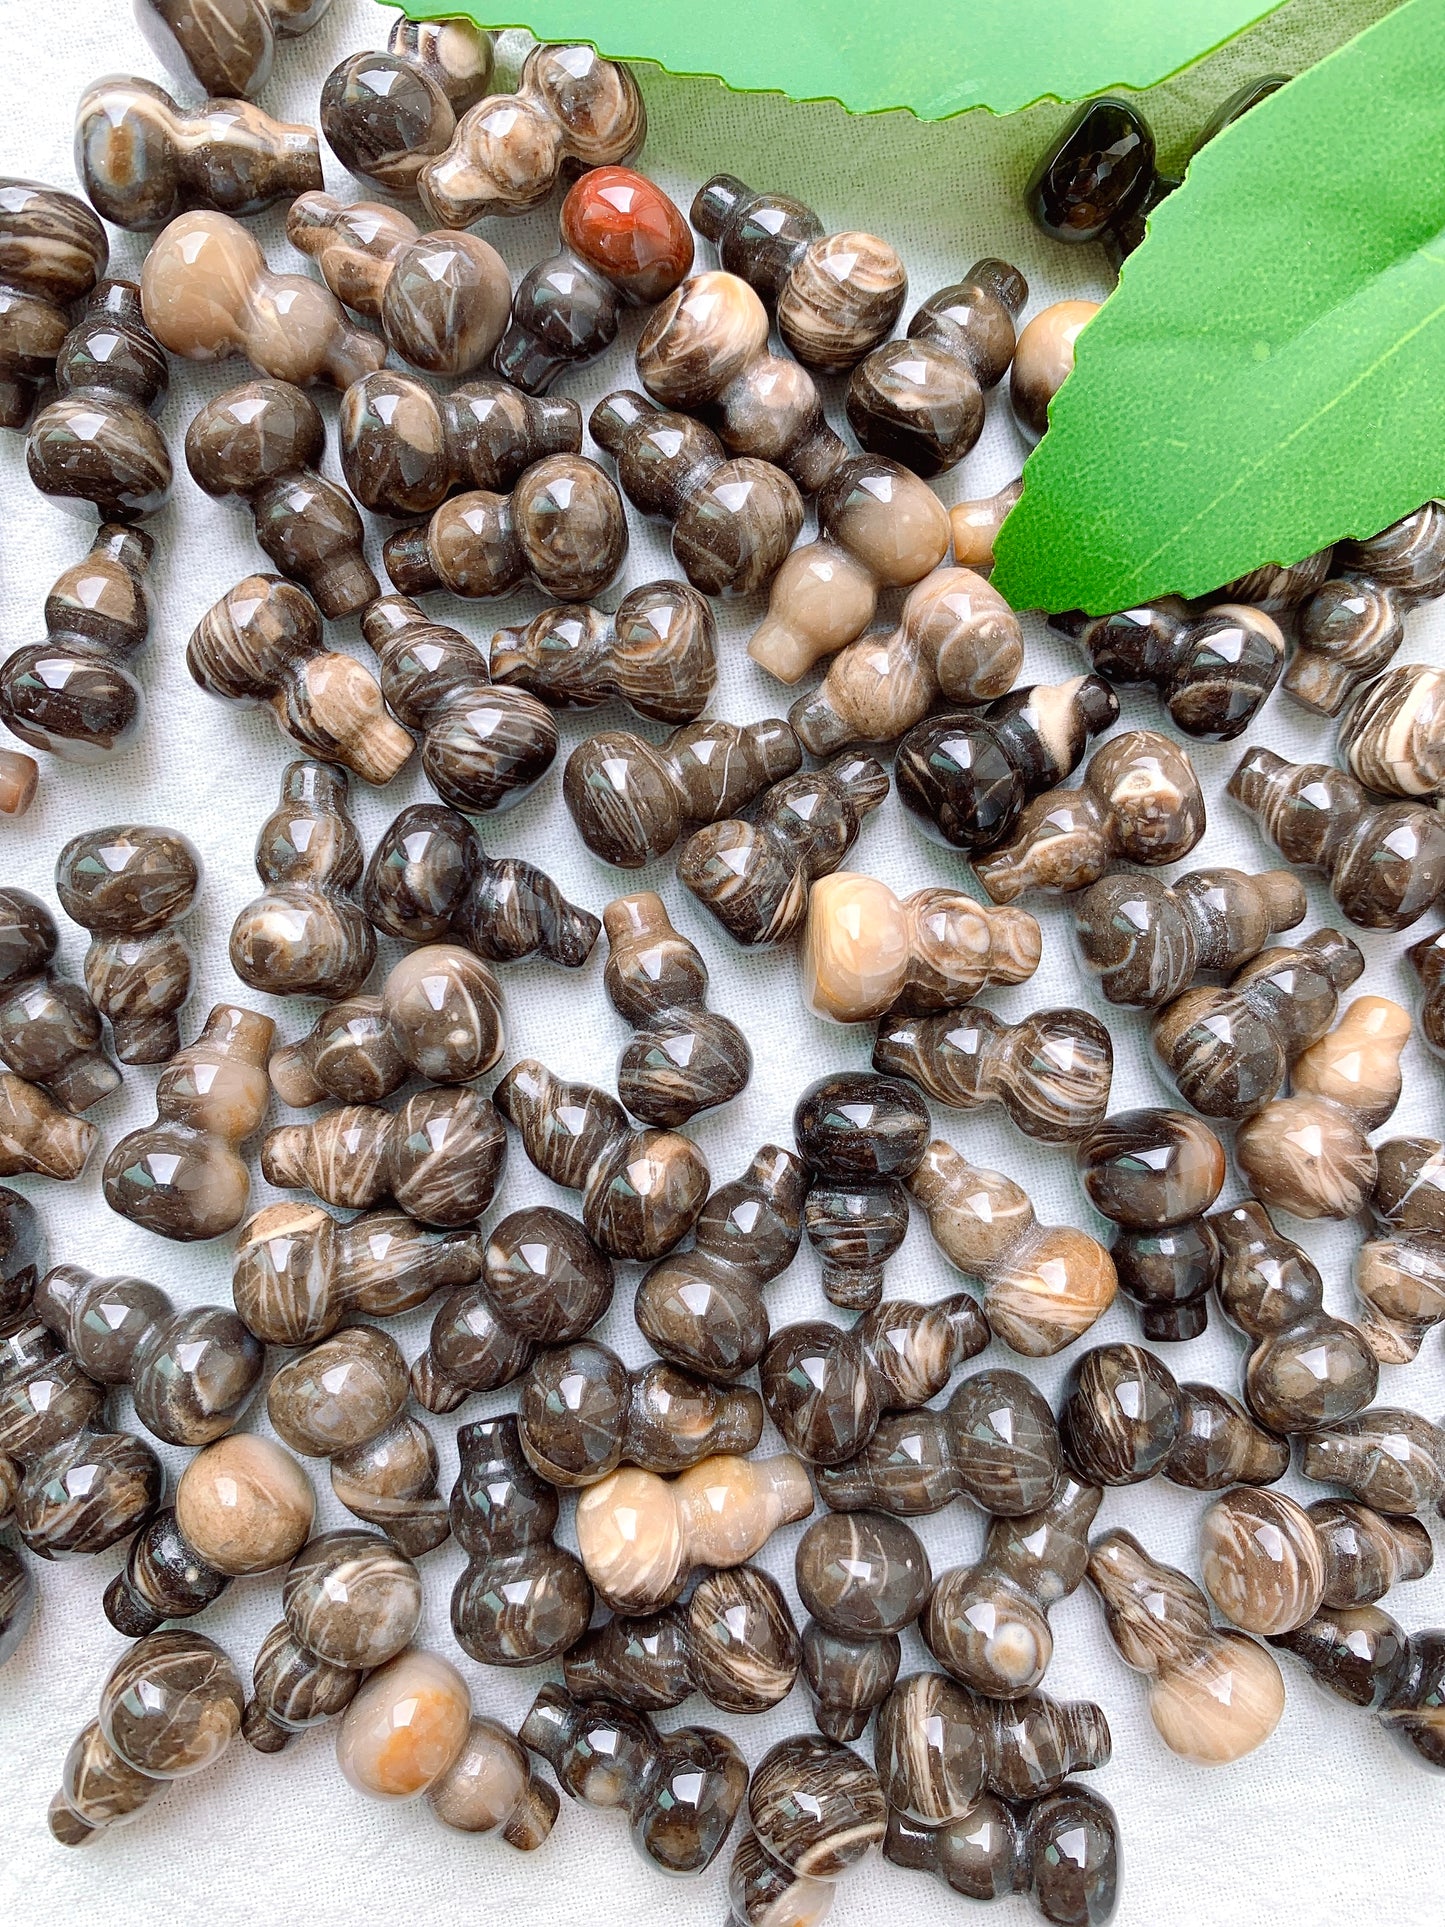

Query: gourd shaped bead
[244,1621,363,1754]
[188,574,413,785]
[823,891,1036,1038]
[56,823,201,1064]
[760,1292,989,1465]
[521,1681,747,1876]
[748,456,952,684]
[1077,1108,1226,1340]
[427,1708,561,1849]
[450,1414,593,1665]
[634,1146,807,1380]
[0,525,154,767]
[1055,597,1286,740]
[104,1004,273,1242]
[794,1071,930,1313]
[1150,927,1364,1118]
[575,1451,814,1614]
[1027,96,1159,248]
[883,1783,1122,1925]
[637,270,846,493]
[873,1002,1109,1139]
[234,1200,483,1347]
[678,750,890,950]
[362,802,599,966]
[382,452,627,603]
[0,1184,43,1331]
[1073,864,1307,1009]
[491,579,717,725]
[815,1366,1062,1518]
[924,1478,1101,1699]
[1211,1198,1378,1432]
[797,1512,928,1741]
[35,1261,262,1448]
[230,761,375,1000]
[0,1073,97,1180]
[419,43,645,225]
[1059,1343,1288,1490]
[1339,662,1445,798]
[895,674,1119,855]
[789,565,1025,755]
[1200,1487,1432,1638]
[729,1733,885,1920]
[949,477,1023,572]
[0,179,108,431]
[1235,995,1410,1220]
[495,1057,708,1261]
[268,1325,448,1557]
[364,594,556,815]
[1219,539,1334,611]
[140,210,386,389]
[135,0,335,100]
[341,370,580,519]
[1353,1134,1445,1363]
[262,1086,507,1227]
[76,76,322,231]
[1010,299,1099,443]
[1298,1407,1445,1517]
[497,166,693,393]
[185,379,377,618]
[48,1630,244,1846]
[320,15,494,196]
[286,194,511,377]
[1227,747,1445,931]
[566,718,802,869]
[590,390,802,598]
[1270,1603,1445,1771]
[104,1506,230,1637]
[0,889,119,1111]
[908,1140,1117,1356]
[169,1433,315,1582]
[0,1544,34,1666]
[27,281,170,520]
[693,174,906,372]
[1283,502,1445,715]
[1086,1527,1285,1764]
[975,729,1206,904]
[846,261,1029,477]
[565,1564,801,1715]
[602,893,750,1126]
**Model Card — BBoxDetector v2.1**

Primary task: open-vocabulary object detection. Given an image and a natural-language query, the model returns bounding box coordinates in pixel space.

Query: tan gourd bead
[174,1435,315,1577]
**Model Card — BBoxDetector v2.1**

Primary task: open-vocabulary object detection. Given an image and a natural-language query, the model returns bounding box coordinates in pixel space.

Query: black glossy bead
[1027,98,1156,244]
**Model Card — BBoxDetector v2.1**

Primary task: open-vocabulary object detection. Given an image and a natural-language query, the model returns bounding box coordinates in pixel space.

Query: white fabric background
[0,1,1439,1922]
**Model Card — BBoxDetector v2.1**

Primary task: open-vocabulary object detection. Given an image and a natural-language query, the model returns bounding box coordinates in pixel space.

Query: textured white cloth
[0,1,1439,1923]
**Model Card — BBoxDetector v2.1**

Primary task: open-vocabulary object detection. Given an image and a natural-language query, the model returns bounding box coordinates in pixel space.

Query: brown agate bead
[1010,298,1098,443]
[174,1433,315,1577]
[450,1415,592,1666]
[1211,1198,1378,1432]
[185,380,377,618]
[925,1479,1101,1699]
[1271,1603,1445,1770]
[364,595,556,815]
[287,194,510,377]
[55,823,200,1064]
[738,1734,885,1905]
[320,15,494,196]
[761,1293,988,1466]
[909,1140,1117,1355]
[77,76,321,230]
[1086,1527,1285,1764]
[382,453,626,603]
[491,580,717,725]
[426,1712,559,1849]
[0,889,119,1111]
[189,574,412,784]
[419,43,645,226]
[950,477,1023,571]
[243,1622,361,1754]
[0,1185,43,1332]
[230,761,375,999]
[846,261,1029,476]
[262,1086,507,1228]
[591,390,801,598]
[1027,95,1159,248]
[1220,540,1334,610]
[363,802,599,967]
[794,1071,930,1312]
[0,1074,97,1180]
[1235,995,1409,1220]
[803,1627,899,1740]
[884,1783,1120,1922]
[1299,1407,1445,1517]
[340,372,579,520]
[104,1004,273,1242]
[634,1146,806,1380]
[693,174,906,372]
[495,1058,708,1261]
[0,526,154,767]
[875,1002,1108,1139]
[1073,864,1306,1008]
[798,1512,931,1640]
[1353,1134,1445,1362]
[1228,746,1445,931]
[135,0,335,100]
[141,211,385,389]
[1056,598,1286,740]
[566,718,801,869]
[565,1565,800,1715]
[975,729,1206,903]
[27,282,170,520]
[679,750,889,950]
[1150,927,1363,1118]
[1059,1343,1287,1490]
[0,754,36,818]
[1339,662,1445,798]
[268,1325,448,1556]
[104,1507,229,1637]
[0,179,107,431]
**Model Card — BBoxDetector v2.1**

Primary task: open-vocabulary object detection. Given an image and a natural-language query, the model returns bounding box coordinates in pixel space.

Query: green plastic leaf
[396,0,1291,118]
[993,0,1445,614]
